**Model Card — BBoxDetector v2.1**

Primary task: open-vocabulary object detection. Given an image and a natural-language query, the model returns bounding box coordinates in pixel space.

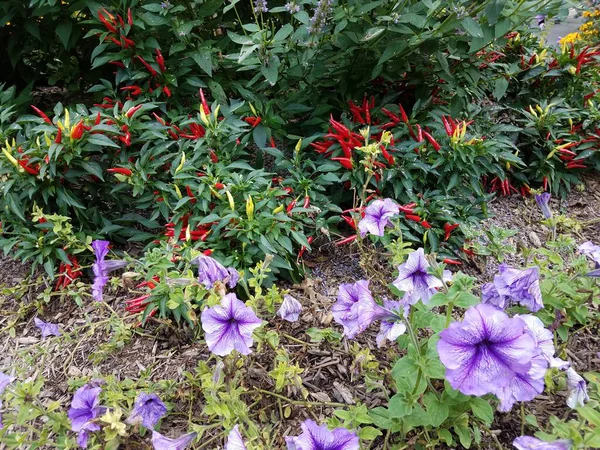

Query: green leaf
[493,77,509,100]
[192,48,213,77]
[274,24,293,41]
[454,424,472,448]
[424,393,449,426]
[261,55,280,85]
[80,161,105,181]
[56,22,73,49]
[462,17,484,37]
[358,426,381,441]
[388,393,413,418]
[369,407,395,430]
[485,0,506,25]
[470,398,494,424]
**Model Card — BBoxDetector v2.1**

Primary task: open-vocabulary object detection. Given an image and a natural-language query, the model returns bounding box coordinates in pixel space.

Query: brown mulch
[1,174,600,449]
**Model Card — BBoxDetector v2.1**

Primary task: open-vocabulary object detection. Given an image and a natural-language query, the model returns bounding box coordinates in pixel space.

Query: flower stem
[520,402,526,435]
[248,388,347,408]
[445,302,454,327]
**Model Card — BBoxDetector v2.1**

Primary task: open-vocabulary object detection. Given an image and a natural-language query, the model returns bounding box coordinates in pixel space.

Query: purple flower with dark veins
[201,293,262,356]
[0,372,15,430]
[534,193,552,219]
[358,198,399,237]
[483,264,544,312]
[92,240,127,302]
[68,384,105,448]
[392,248,451,305]
[34,317,61,339]
[566,368,589,408]
[375,300,408,347]
[513,436,572,450]
[225,425,246,450]
[278,294,303,322]
[578,242,600,276]
[332,280,374,338]
[519,315,569,370]
[285,419,359,450]
[192,254,239,289]
[151,430,197,450]
[437,303,537,396]
[126,392,167,429]
[493,353,547,412]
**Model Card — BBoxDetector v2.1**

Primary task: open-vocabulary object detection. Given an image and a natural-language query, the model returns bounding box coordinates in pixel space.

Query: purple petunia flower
[332,280,374,338]
[375,300,408,347]
[482,264,544,312]
[285,419,359,450]
[578,241,600,263]
[493,353,547,412]
[68,384,105,448]
[0,372,15,395]
[225,425,246,450]
[278,294,303,322]
[518,315,569,370]
[0,372,15,430]
[151,430,197,450]
[392,248,451,305]
[126,392,167,429]
[513,436,572,450]
[34,317,61,339]
[192,254,239,290]
[566,368,589,408]
[91,240,127,302]
[437,303,537,396]
[358,199,399,237]
[535,193,552,219]
[201,294,262,356]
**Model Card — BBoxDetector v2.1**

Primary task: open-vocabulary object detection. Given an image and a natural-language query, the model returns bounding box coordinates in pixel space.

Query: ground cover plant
[1,0,600,449]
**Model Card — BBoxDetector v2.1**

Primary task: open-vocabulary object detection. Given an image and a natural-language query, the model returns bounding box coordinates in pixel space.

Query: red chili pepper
[303,195,310,208]
[416,124,424,142]
[443,223,459,241]
[31,105,52,124]
[126,105,143,118]
[155,49,166,73]
[336,235,357,246]
[398,103,409,124]
[18,160,39,175]
[127,8,133,26]
[405,214,421,222]
[199,88,210,115]
[210,150,218,163]
[98,9,118,34]
[543,176,548,191]
[381,107,400,123]
[244,116,262,127]
[329,116,351,137]
[443,258,462,265]
[422,130,441,151]
[341,215,357,229]
[420,220,432,229]
[214,182,224,190]
[70,120,84,140]
[168,130,179,140]
[186,185,197,203]
[286,199,297,214]
[566,161,587,169]
[381,146,394,165]
[135,55,158,77]
[298,236,314,259]
[120,85,142,96]
[270,137,276,148]
[54,127,62,144]
[107,168,133,176]
[331,157,353,170]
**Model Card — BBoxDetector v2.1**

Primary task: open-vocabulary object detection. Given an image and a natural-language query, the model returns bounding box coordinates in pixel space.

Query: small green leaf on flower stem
[358,426,382,440]
[388,393,413,419]
[469,397,494,424]
[438,428,454,445]
[423,392,449,426]
[454,423,472,448]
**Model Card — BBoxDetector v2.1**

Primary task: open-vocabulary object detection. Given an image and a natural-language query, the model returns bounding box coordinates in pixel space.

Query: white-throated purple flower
[482,264,544,312]
[392,248,451,305]
[332,280,374,338]
[68,384,105,448]
[535,192,552,219]
[375,300,408,347]
[201,293,262,356]
[225,425,246,450]
[34,317,61,339]
[192,254,238,289]
[151,430,197,450]
[254,0,268,13]
[357,198,399,237]
[535,14,547,30]
[566,367,589,408]
[277,294,303,322]
[513,436,572,450]
[92,240,127,302]
[126,392,167,429]
[437,303,537,396]
[285,419,359,450]
[578,241,600,276]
